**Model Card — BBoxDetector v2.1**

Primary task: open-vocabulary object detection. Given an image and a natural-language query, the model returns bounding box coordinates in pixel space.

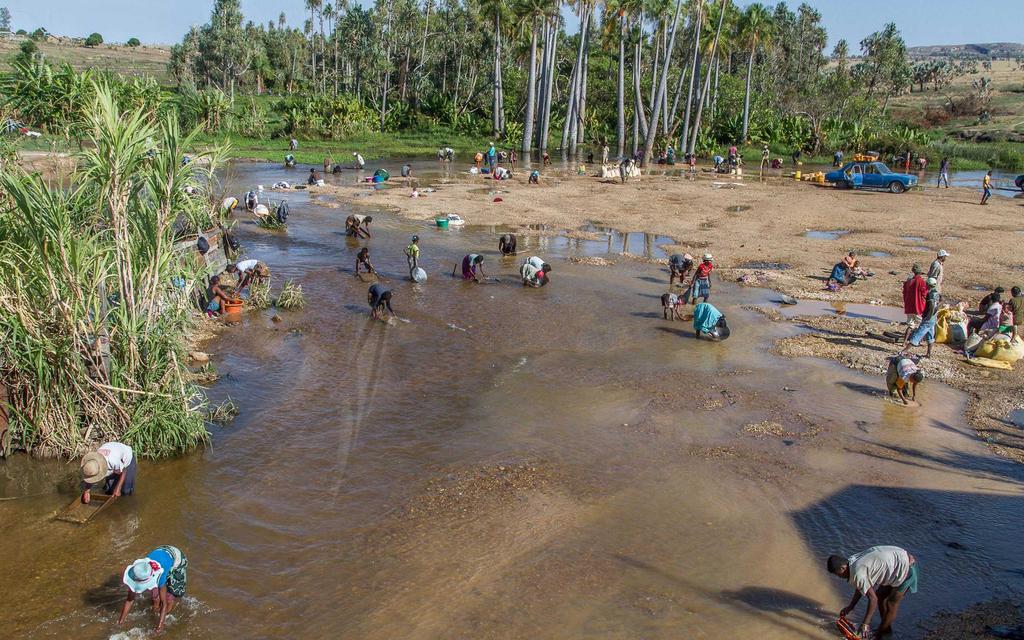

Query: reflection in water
[1,162,1022,639]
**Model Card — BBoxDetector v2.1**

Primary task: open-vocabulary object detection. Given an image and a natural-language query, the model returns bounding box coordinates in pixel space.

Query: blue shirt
[148,548,174,587]
[693,303,723,333]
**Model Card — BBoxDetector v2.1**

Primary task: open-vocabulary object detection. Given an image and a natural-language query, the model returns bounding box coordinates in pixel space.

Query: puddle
[908,246,934,252]
[779,299,906,324]
[804,230,850,240]
[867,251,892,258]
[900,235,926,243]
[1008,409,1024,428]
[725,205,752,213]
[739,261,792,270]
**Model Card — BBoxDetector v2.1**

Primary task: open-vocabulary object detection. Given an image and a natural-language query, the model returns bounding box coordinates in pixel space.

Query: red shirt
[902,275,927,315]
[696,262,714,279]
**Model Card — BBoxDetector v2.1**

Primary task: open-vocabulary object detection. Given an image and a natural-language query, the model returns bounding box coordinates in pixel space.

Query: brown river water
[2,161,1022,639]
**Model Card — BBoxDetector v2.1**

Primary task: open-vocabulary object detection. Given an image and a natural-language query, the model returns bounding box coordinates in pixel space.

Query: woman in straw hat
[117,545,189,631]
[80,441,136,504]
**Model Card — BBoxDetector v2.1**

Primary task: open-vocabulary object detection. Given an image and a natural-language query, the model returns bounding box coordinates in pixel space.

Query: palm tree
[305,0,322,91]
[517,0,557,157]
[641,0,683,166]
[687,0,727,156]
[480,0,508,137]
[738,3,772,142]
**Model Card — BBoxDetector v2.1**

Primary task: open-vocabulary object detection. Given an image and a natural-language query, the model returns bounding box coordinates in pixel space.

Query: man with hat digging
[80,441,136,504]
[118,545,189,632]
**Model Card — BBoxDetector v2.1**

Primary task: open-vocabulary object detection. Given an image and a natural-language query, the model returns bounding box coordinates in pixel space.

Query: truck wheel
[888,181,906,194]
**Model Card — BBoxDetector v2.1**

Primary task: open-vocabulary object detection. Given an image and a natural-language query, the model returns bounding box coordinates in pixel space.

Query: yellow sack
[973,335,1024,363]
[966,356,1013,371]
[934,308,966,344]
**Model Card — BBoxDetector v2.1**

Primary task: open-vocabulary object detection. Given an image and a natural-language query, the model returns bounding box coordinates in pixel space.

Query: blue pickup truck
[825,161,918,194]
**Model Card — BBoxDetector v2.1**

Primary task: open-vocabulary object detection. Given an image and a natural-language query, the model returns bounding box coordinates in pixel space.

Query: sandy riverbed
[312,168,1023,308]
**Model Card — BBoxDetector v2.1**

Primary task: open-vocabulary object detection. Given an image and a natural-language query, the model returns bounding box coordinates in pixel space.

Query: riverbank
[310,166,1024,463]
[313,166,1023,309]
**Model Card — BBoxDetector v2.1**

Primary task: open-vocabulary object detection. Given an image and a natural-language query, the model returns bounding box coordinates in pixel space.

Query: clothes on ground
[902,275,927,315]
[693,302,723,334]
[847,546,913,596]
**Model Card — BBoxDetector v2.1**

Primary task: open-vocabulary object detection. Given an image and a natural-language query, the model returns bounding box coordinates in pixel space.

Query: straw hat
[123,558,163,594]
[683,253,693,261]
[703,253,713,261]
[937,249,950,258]
[80,452,109,484]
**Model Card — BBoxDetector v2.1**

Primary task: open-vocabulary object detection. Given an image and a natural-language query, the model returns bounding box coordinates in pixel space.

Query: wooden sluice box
[55,493,117,524]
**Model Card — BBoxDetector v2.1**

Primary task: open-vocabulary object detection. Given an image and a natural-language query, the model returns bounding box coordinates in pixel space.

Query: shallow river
[1,161,1022,639]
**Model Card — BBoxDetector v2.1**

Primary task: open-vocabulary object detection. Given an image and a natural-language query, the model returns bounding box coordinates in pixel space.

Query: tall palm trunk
[741,40,755,141]
[632,14,647,141]
[688,0,727,156]
[680,1,703,152]
[522,19,539,158]
[492,12,504,137]
[577,17,590,146]
[641,0,683,166]
[616,10,626,159]
[538,18,559,153]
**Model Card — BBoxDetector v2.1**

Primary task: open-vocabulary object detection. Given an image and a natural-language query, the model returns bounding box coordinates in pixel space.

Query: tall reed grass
[0,86,225,458]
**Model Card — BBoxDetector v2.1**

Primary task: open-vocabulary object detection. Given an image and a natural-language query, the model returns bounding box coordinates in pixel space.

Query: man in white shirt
[827,546,918,637]
[228,259,269,289]
[81,441,137,503]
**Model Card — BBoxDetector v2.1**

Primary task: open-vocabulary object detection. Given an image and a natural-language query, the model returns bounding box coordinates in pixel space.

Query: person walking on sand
[937,157,950,188]
[455,253,486,282]
[901,264,927,343]
[981,170,993,205]
[886,354,924,405]
[118,545,189,632]
[601,141,610,165]
[903,277,940,358]
[827,546,918,638]
[687,254,715,305]
[80,442,136,504]
[928,250,948,294]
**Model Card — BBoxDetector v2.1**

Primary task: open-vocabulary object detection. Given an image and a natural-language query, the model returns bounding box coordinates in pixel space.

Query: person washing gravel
[827,546,918,638]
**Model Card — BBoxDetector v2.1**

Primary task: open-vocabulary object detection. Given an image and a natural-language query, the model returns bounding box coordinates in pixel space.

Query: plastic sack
[412,267,427,283]
[934,308,966,344]
[973,335,1024,363]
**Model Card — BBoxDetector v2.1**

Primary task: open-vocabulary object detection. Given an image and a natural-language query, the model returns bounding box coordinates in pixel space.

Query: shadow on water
[612,554,831,640]
[790,483,1024,621]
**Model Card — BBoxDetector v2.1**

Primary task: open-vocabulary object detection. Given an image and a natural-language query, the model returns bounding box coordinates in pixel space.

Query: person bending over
[455,253,485,282]
[355,247,376,276]
[368,284,396,321]
[693,302,729,341]
[827,546,917,638]
[885,354,924,405]
[499,233,518,256]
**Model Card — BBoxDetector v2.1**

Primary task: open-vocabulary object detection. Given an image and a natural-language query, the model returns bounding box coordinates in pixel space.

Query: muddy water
[2,163,1023,639]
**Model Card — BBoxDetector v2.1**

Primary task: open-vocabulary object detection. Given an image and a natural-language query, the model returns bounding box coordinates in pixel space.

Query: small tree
[30,27,46,40]
[127,37,141,47]
[14,39,37,65]
[85,32,103,47]
[15,28,26,35]
[0,7,12,32]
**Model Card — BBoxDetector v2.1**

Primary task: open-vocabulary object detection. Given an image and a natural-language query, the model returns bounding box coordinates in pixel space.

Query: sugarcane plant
[0,85,225,458]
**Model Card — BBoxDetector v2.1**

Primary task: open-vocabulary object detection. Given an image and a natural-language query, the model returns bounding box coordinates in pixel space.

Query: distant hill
[908,43,1024,59]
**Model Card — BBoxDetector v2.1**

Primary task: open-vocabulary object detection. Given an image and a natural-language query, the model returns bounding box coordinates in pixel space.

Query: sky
[4,0,1022,50]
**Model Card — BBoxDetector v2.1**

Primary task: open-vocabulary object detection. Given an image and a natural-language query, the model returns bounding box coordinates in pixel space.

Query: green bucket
[435,218,449,228]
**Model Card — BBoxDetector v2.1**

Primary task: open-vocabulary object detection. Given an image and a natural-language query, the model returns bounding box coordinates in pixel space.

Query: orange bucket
[222,300,244,315]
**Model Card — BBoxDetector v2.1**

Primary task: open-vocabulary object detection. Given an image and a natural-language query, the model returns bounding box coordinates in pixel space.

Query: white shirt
[527,256,545,270]
[235,259,258,273]
[98,442,133,473]
[847,546,911,595]
[355,154,365,167]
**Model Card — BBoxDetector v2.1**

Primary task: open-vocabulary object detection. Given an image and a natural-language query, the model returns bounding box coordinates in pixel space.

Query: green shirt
[405,244,419,259]
[1009,295,1024,327]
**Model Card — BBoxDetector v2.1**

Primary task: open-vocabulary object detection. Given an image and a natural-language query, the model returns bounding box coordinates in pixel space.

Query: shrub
[84,32,103,47]
[127,37,141,47]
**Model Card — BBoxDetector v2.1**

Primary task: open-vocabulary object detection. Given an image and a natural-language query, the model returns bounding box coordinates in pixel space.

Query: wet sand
[1,162,1022,639]
[314,164,1024,309]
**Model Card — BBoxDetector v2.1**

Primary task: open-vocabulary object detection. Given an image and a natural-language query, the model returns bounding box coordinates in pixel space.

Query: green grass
[0,38,172,83]
[194,129,495,164]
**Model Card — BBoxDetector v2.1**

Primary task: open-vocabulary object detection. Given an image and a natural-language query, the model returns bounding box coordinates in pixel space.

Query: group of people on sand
[660,252,729,341]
